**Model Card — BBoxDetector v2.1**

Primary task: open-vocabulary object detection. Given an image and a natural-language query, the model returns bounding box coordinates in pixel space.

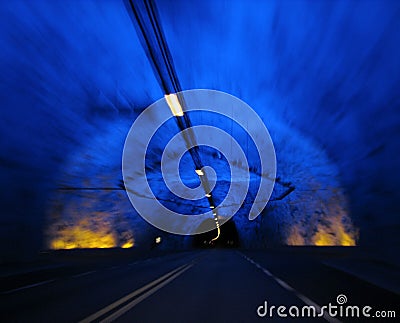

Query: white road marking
[72,270,96,278]
[262,268,273,277]
[79,262,193,323]
[2,279,55,295]
[238,252,341,323]
[99,264,193,323]
[274,277,295,292]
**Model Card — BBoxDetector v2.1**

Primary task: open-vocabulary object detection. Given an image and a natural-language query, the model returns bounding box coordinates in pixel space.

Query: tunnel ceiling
[0,0,399,259]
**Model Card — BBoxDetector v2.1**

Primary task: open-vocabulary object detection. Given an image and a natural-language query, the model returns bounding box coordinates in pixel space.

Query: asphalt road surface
[1,249,399,322]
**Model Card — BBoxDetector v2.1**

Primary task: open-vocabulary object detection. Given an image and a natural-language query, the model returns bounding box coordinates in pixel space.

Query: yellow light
[165,93,184,117]
[50,225,116,249]
[286,212,357,247]
[155,236,162,244]
[210,205,214,209]
[195,169,204,176]
[313,226,356,246]
[121,240,134,249]
[205,193,211,198]
[49,219,134,250]
[211,225,220,241]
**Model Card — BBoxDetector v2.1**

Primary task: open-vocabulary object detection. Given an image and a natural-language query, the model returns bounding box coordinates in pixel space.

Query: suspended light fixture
[165,93,184,116]
[195,169,204,176]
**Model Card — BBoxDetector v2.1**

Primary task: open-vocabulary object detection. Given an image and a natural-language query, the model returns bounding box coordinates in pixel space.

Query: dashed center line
[238,252,341,323]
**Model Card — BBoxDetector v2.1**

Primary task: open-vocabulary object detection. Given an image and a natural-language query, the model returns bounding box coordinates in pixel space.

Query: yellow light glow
[211,225,220,241]
[313,230,335,246]
[287,214,357,246]
[165,93,184,116]
[121,240,134,248]
[49,219,134,250]
[313,224,356,246]
[50,227,115,249]
[155,236,162,244]
[286,226,305,245]
[286,192,358,247]
[195,169,204,176]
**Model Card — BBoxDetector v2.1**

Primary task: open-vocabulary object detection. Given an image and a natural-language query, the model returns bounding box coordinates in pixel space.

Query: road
[1,249,399,322]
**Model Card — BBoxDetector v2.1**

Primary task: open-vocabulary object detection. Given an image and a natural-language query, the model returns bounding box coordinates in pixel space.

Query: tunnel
[1,0,399,262]
[1,1,399,321]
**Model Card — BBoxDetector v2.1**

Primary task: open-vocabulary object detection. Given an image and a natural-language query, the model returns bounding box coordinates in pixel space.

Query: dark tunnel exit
[192,219,240,248]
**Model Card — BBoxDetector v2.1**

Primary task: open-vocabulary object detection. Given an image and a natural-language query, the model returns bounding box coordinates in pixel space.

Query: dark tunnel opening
[192,219,240,248]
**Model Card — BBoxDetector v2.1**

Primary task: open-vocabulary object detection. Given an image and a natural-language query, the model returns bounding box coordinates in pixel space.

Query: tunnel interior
[0,0,399,262]
[192,219,240,248]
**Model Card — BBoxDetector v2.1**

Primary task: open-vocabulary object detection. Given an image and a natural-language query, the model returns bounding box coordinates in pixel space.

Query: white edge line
[2,279,55,295]
[238,252,342,323]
